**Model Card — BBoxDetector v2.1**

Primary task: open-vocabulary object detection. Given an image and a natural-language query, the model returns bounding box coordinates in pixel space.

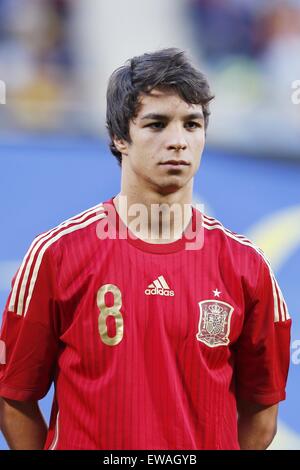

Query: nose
[171,143,186,151]
[166,125,187,151]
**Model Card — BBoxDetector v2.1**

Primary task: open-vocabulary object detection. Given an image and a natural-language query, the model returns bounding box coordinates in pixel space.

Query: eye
[185,121,202,129]
[145,122,165,130]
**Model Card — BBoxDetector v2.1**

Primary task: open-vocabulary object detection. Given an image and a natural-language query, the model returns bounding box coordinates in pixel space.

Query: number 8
[97,284,124,346]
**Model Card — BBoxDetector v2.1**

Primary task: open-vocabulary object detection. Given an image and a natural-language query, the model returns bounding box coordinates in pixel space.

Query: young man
[0,48,291,450]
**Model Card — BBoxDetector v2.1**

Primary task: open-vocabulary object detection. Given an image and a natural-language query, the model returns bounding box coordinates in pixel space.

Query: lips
[160,160,190,166]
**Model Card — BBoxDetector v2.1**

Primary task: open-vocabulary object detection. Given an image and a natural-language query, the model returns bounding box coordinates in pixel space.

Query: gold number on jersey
[97,284,123,346]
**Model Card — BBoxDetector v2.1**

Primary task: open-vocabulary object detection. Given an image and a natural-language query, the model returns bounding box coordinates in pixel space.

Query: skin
[113,88,205,243]
[0,88,279,450]
[237,400,278,450]
[0,398,48,449]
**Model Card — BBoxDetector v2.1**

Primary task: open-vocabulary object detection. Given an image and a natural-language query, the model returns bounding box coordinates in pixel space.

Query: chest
[58,245,245,354]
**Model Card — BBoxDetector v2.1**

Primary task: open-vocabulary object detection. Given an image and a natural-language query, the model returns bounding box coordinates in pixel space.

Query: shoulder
[201,212,290,322]
[202,212,265,262]
[37,201,108,255]
[7,202,108,316]
[202,214,263,256]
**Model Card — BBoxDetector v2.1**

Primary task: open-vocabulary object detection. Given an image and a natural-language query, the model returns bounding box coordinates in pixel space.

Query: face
[115,88,206,195]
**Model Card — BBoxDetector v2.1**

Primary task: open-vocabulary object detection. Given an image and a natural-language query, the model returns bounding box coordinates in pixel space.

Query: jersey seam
[238,386,286,397]
[0,383,43,393]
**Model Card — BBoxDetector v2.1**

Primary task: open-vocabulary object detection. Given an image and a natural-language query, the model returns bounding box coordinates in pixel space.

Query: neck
[113,178,193,244]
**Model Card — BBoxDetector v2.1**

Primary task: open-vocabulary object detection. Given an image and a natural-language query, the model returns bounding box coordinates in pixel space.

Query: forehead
[136,88,203,117]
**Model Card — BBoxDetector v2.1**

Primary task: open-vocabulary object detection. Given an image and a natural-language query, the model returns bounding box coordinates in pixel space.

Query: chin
[147,171,193,195]
[155,179,186,195]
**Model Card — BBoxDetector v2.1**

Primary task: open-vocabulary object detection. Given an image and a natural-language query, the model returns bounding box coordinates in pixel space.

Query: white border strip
[49,410,60,450]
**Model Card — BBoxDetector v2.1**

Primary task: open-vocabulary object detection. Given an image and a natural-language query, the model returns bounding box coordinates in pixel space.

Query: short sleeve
[0,242,60,401]
[234,255,291,405]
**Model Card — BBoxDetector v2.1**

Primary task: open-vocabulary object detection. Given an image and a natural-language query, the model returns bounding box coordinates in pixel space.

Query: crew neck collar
[103,197,199,254]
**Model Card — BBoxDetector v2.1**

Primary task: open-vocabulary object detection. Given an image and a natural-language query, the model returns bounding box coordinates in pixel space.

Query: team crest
[196,300,234,347]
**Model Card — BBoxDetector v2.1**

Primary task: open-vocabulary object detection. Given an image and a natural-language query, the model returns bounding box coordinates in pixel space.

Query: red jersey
[0,198,291,450]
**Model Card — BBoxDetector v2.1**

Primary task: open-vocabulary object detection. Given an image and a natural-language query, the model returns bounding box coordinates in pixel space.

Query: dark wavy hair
[106,48,214,166]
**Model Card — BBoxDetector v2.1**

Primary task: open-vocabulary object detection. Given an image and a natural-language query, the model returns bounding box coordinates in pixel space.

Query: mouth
[159,160,190,166]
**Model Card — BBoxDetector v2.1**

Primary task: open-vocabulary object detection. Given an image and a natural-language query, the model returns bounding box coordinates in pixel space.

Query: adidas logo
[145,275,174,297]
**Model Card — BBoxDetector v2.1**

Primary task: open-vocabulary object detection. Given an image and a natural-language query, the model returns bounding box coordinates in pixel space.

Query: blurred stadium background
[0,0,299,450]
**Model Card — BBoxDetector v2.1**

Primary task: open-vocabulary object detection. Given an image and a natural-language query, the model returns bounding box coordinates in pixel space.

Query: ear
[113,137,129,156]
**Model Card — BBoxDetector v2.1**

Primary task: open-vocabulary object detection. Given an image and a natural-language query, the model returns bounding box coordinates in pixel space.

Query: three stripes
[148,275,171,290]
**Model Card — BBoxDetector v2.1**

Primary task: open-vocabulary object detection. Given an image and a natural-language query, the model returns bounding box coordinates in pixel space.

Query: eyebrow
[140,112,204,121]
